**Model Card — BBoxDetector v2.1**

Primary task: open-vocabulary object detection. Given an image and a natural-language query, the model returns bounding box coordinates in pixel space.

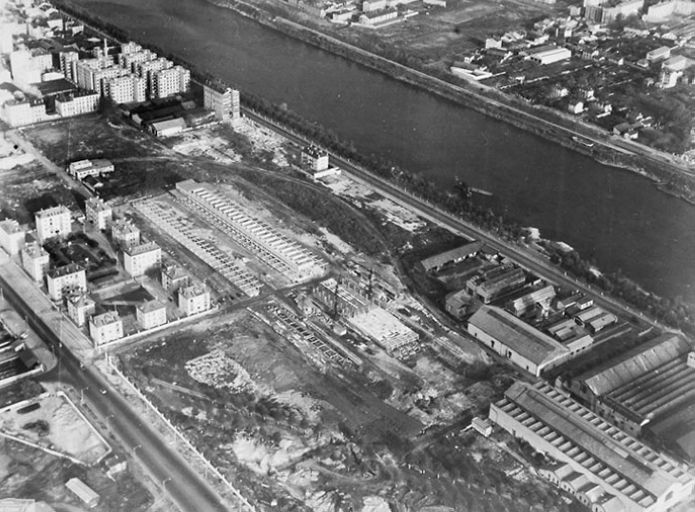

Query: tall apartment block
[35,205,71,243]
[21,242,49,283]
[151,66,190,99]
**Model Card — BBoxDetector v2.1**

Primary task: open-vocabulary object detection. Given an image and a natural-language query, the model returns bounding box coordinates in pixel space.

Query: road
[0,274,232,512]
[243,109,664,331]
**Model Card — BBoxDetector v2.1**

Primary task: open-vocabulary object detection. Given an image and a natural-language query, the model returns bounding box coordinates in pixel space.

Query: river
[72,0,695,303]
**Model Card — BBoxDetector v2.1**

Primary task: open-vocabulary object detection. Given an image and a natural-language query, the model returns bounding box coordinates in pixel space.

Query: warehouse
[348,307,418,356]
[420,241,483,273]
[176,180,328,282]
[490,381,695,512]
[567,333,695,437]
[526,45,572,65]
[467,305,570,376]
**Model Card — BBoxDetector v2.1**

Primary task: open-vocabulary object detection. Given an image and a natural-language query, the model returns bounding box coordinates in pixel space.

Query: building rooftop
[577,333,690,397]
[35,205,70,218]
[302,145,327,159]
[47,263,84,279]
[22,242,47,259]
[162,264,188,280]
[0,219,24,234]
[86,197,111,212]
[68,293,95,308]
[125,241,160,256]
[420,241,483,272]
[32,78,76,97]
[497,381,693,506]
[179,284,208,299]
[90,311,120,326]
[111,219,139,234]
[137,300,165,313]
[468,305,568,366]
[150,118,186,131]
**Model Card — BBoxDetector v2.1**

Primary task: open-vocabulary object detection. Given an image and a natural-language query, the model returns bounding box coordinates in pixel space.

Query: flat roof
[32,78,76,97]
[90,311,120,326]
[36,205,70,218]
[48,263,84,278]
[125,241,160,256]
[0,219,24,234]
[468,305,568,365]
[137,300,165,313]
[179,284,207,298]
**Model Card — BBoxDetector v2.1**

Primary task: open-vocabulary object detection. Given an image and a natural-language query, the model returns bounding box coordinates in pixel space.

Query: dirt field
[0,161,81,224]
[0,393,110,465]
[0,438,152,512]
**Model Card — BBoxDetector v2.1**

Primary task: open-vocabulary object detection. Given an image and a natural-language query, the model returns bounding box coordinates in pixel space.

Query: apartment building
[85,197,112,230]
[123,242,161,277]
[203,85,241,122]
[161,264,190,293]
[136,300,167,330]
[106,74,146,104]
[55,90,100,117]
[67,293,95,327]
[21,242,49,283]
[89,311,123,345]
[151,66,190,99]
[111,219,140,248]
[46,263,86,301]
[35,205,71,243]
[178,284,210,316]
[0,219,25,255]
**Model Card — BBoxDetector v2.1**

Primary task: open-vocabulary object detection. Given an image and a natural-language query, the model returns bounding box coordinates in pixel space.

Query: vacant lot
[0,162,81,224]
[23,115,163,166]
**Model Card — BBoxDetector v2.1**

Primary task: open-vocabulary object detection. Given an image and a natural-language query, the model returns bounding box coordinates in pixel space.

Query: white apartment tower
[85,197,112,230]
[35,206,71,243]
[21,242,49,283]
[0,219,25,255]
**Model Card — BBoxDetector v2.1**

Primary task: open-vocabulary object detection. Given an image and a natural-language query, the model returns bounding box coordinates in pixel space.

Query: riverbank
[204,0,695,204]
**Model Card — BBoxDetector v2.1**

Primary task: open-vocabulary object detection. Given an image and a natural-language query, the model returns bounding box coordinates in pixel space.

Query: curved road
[0,275,232,512]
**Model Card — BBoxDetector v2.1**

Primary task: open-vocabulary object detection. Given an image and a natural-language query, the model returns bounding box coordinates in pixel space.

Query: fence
[105,356,257,512]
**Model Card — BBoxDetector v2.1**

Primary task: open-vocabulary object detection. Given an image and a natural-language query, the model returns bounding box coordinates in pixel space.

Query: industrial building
[46,263,86,301]
[149,117,186,137]
[178,284,210,316]
[21,242,49,283]
[300,145,330,172]
[35,205,71,243]
[420,241,483,273]
[347,307,418,355]
[67,293,95,327]
[467,305,572,376]
[526,45,572,65]
[67,159,114,180]
[203,84,241,122]
[123,241,161,277]
[65,477,100,509]
[466,265,526,304]
[110,219,140,248]
[85,197,112,230]
[313,278,371,318]
[0,219,26,255]
[89,311,123,345]
[176,180,328,282]
[134,199,262,297]
[506,284,556,317]
[136,300,167,330]
[490,381,695,512]
[445,289,472,320]
[566,333,695,440]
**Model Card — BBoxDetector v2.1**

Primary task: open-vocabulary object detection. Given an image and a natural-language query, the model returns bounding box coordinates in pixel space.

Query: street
[0,273,233,512]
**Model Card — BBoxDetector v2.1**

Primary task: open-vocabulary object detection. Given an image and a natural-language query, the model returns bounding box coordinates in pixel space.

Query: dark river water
[76,0,695,302]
